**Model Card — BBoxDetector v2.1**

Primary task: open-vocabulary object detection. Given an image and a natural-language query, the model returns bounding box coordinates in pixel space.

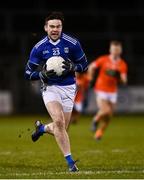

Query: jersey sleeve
[119,61,128,75]
[24,47,42,80]
[71,41,88,72]
[29,47,41,65]
[92,56,104,68]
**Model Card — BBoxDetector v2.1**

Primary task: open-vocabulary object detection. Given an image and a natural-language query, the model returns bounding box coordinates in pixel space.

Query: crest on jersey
[64,47,69,53]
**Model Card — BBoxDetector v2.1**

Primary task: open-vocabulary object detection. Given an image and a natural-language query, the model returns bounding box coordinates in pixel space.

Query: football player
[24,11,88,171]
[88,41,128,140]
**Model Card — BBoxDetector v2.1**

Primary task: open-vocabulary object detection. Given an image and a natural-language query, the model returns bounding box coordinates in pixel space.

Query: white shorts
[42,84,76,112]
[96,90,117,104]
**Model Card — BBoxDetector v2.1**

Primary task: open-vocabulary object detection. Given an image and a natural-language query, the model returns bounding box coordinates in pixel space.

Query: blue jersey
[25,33,88,86]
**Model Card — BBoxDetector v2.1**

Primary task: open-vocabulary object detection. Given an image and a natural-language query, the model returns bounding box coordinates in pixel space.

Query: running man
[24,12,88,171]
[88,41,128,140]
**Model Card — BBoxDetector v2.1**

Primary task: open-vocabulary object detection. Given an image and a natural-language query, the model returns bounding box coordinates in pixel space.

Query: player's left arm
[62,41,88,74]
[25,47,56,81]
[72,41,88,72]
[119,62,128,85]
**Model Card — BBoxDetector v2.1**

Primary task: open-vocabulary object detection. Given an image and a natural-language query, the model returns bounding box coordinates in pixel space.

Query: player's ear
[109,46,112,54]
[44,24,48,32]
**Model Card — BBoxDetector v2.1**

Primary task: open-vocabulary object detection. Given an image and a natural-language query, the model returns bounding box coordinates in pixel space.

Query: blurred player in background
[24,12,88,171]
[88,41,128,140]
[71,72,90,123]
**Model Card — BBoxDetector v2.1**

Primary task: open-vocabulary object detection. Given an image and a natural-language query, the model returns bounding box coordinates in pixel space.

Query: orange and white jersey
[91,55,128,93]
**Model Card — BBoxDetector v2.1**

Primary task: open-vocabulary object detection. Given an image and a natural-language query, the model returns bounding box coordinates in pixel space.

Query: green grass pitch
[0,114,144,178]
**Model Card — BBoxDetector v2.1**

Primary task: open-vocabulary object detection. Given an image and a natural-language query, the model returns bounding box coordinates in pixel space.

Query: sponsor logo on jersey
[64,47,69,53]
[42,50,49,54]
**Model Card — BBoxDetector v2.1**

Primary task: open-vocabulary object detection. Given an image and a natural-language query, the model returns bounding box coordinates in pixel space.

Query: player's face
[44,19,62,41]
[109,45,122,57]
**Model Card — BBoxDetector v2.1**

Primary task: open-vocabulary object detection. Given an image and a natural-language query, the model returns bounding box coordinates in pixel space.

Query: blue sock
[65,154,74,166]
[39,124,45,134]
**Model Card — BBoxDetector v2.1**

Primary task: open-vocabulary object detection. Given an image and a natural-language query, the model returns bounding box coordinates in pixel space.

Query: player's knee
[105,108,113,117]
[102,108,113,117]
[54,118,65,131]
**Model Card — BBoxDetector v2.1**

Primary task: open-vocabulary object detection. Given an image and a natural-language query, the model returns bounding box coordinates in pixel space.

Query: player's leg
[32,85,78,171]
[38,111,71,135]
[91,91,114,131]
[32,103,78,171]
[94,99,112,139]
[31,113,68,140]
[43,122,54,135]
[91,95,107,132]
[97,94,117,138]
[46,84,78,171]
[99,102,116,132]
[46,101,78,171]
[32,83,75,136]
[64,111,72,130]
[38,105,77,134]
[45,101,71,155]
[94,95,117,140]
[31,88,58,141]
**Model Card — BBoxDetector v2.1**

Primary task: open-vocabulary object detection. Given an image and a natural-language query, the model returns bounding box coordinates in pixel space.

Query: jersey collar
[47,36,61,45]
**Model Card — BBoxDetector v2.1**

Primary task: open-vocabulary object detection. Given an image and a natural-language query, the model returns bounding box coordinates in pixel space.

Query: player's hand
[62,60,76,71]
[40,69,57,79]
[62,60,76,76]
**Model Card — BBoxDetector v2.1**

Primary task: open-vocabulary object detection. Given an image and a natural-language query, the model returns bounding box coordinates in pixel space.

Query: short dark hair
[45,11,64,25]
[110,40,122,46]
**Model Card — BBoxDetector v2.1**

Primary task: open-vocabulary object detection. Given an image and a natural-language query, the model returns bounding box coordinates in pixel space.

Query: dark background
[0,0,144,114]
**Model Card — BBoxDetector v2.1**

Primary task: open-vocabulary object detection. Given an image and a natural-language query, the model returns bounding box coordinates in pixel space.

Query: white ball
[46,56,65,76]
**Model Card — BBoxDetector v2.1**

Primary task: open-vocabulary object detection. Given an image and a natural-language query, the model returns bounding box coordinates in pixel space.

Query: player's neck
[48,36,61,45]
[109,54,120,61]
[48,37,60,42]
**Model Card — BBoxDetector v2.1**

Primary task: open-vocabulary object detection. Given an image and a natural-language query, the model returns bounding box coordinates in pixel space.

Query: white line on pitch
[0,170,144,176]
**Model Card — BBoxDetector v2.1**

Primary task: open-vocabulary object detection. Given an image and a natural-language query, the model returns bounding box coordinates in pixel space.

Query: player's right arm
[88,57,103,81]
[24,47,42,80]
[24,47,56,81]
[87,57,104,88]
